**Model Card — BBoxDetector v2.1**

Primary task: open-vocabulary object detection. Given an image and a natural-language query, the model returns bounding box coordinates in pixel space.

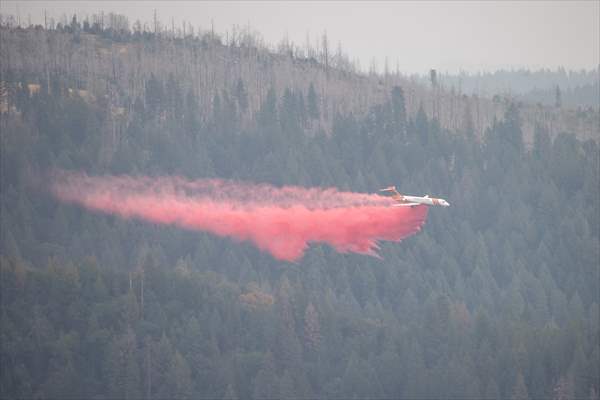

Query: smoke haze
[49,170,428,261]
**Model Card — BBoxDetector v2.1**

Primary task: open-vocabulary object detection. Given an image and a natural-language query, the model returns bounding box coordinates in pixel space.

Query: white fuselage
[400,195,450,207]
[380,186,450,207]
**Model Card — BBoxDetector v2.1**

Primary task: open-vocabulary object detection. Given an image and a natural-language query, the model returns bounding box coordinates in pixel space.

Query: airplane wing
[392,203,420,207]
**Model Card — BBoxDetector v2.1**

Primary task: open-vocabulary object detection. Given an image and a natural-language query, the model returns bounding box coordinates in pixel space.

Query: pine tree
[168,351,193,399]
[303,302,321,357]
[234,78,248,113]
[391,86,407,138]
[552,376,573,400]
[275,277,303,371]
[415,103,429,146]
[279,369,297,400]
[307,83,319,120]
[511,371,530,400]
[222,383,237,400]
[252,352,279,399]
[106,328,141,399]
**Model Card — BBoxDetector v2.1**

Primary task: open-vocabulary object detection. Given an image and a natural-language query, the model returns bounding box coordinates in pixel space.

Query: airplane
[380,186,450,207]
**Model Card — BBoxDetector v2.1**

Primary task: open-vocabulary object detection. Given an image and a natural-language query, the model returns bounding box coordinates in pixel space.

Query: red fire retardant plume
[49,170,428,262]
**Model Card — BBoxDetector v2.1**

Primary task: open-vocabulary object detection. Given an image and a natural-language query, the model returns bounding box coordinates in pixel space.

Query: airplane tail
[380,186,402,196]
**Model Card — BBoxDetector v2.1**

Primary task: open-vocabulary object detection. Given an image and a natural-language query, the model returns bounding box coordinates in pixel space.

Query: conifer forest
[0,10,599,400]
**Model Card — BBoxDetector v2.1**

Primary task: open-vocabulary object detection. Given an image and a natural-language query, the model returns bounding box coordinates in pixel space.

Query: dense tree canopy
[1,22,599,400]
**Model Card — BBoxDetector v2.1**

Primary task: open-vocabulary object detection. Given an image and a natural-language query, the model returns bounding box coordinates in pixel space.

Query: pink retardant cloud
[50,170,428,261]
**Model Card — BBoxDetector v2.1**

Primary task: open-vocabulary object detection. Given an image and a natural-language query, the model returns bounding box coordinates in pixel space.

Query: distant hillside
[424,68,598,95]
[413,68,599,110]
[1,23,598,144]
[519,82,599,109]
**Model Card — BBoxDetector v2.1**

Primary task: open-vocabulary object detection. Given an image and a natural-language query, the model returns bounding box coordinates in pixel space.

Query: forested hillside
[1,16,598,145]
[433,68,599,109]
[1,17,599,399]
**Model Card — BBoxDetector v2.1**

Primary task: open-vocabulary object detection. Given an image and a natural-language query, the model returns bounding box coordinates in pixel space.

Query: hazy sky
[2,1,598,74]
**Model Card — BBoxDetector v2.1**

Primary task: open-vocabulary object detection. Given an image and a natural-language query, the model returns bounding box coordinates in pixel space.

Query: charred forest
[1,12,599,400]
